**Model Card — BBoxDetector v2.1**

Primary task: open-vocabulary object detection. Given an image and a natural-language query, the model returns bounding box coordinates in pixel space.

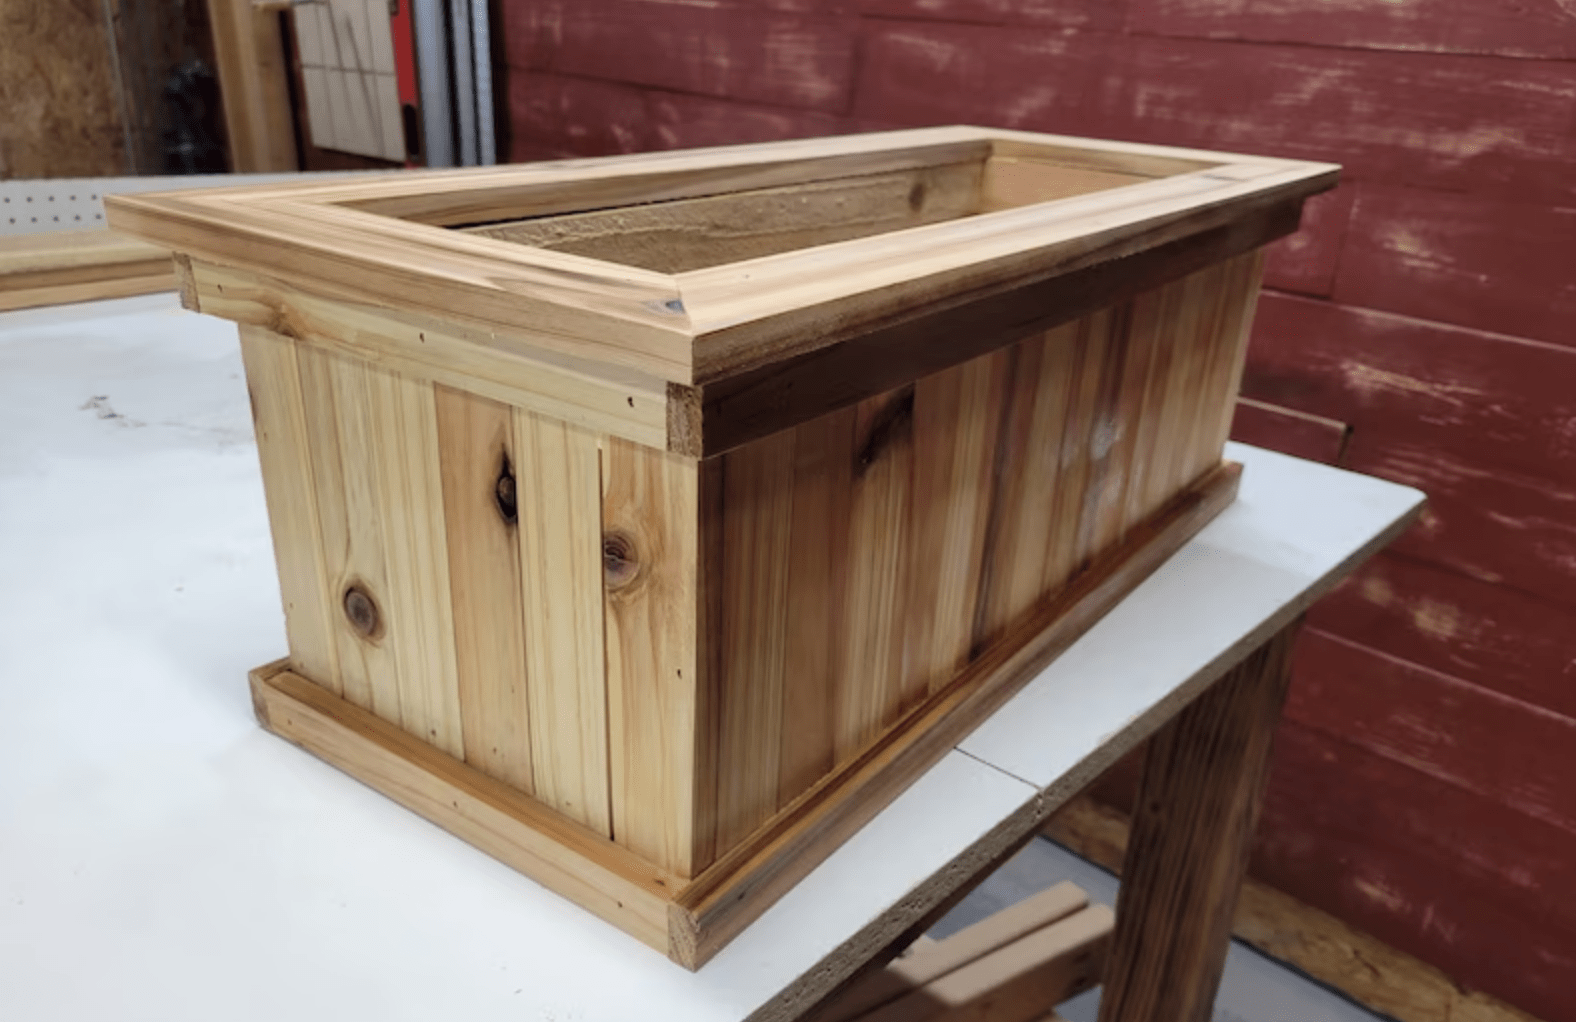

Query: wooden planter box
[108,127,1335,968]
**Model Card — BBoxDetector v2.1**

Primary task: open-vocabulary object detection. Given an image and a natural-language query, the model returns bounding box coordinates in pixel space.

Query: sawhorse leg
[1097,620,1301,1022]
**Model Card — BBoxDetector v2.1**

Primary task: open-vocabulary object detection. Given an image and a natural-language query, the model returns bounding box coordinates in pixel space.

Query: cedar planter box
[108,127,1335,968]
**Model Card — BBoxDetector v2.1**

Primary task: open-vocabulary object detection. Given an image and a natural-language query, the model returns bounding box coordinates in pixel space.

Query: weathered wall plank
[498,3,1576,1014]
[1126,0,1576,60]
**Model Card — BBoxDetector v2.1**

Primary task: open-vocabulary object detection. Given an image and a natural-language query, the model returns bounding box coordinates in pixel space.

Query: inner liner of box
[458,148,1220,274]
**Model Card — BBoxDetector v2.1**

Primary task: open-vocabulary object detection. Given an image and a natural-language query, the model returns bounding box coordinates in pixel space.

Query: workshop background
[4,1,1573,1019]
[497,4,1576,1018]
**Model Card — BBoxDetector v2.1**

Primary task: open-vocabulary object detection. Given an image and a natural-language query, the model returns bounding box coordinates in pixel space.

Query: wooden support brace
[1097,620,1302,1022]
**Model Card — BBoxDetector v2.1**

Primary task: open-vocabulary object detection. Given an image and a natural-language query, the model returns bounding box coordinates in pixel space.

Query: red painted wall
[497,3,1576,1015]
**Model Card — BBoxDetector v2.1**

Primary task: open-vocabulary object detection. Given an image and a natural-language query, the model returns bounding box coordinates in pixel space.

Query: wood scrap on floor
[809,882,1111,1022]
[0,229,174,312]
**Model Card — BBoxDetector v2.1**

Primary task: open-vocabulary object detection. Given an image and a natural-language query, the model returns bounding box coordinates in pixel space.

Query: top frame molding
[107,126,1337,456]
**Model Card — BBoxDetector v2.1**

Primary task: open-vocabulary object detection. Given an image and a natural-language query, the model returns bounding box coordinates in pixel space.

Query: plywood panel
[435,385,533,792]
[603,438,703,875]
[514,410,612,834]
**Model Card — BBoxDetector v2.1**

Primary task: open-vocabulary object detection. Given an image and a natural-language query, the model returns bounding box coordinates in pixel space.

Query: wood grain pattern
[1309,552,1576,720]
[502,0,858,112]
[712,430,798,854]
[514,410,612,834]
[506,71,852,163]
[1044,796,1545,1022]
[236,327,342,690]
[1229,398,1349,466]
[205,0,298,172]
[1261,183,1354,298]
[777,406,858,804]
[468,163,982,273]
[1257,722,1576,1022]
[297,344,401,718]
[835,387,919,758]
[0,230,172,312]
[435,386,534,792]
[1126,0,1576,60]
[1098,622,1299,1022]
[812,881,1091,1022]
[859,905,1111,1022]
[677,462,1244,969]
[1285,629,1576,836]
[1333,185,1576,352]
[189,260,671,451]
[603,438,703,875]
[249,661,678,952]
[711,253,1263,847]
[1242,291,1576,482]
[365,367,466,758]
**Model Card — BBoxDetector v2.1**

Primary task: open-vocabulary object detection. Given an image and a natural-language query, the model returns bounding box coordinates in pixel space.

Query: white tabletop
[0,295,1423,1022]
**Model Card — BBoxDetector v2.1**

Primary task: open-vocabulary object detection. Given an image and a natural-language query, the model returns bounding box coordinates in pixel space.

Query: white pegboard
[0,171,385,237]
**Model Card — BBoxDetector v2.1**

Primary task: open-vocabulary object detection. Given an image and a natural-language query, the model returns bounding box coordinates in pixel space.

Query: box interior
[454,145,1213,274]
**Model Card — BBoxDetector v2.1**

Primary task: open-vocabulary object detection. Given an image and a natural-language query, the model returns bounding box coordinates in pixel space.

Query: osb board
[0,0,125,178]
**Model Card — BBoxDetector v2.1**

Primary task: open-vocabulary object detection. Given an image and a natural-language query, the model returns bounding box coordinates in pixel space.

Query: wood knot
[495,452,518,525]
[603,532,639,589]
[343,584,383,639]
[907,181,926,212]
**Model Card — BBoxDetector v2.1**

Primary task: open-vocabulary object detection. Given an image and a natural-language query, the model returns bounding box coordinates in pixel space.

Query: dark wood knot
[343,584,382,639]
[495,452,518,525]
[603,532,639,589]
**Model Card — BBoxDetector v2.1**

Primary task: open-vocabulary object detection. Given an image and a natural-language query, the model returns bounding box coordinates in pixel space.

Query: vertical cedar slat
[435,385,534,792]
[1071,306,1134,572]
[307,347,402,720]
[366,367,466,758]
[973,327,1076,648]
[1098,621,1300,1022]
[236,326,341,692]
[712,430,797,853]
[840,388,920,753]
[904,352,1011,691]
[603,437,703,876]
[515,410,612,835]
[1045,312,1111,587]
[1098,293,1162,551]
[777,406,857,808]
[1126,279,1182,527]
[834,386,918,760]
[1203,251,1264,459]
